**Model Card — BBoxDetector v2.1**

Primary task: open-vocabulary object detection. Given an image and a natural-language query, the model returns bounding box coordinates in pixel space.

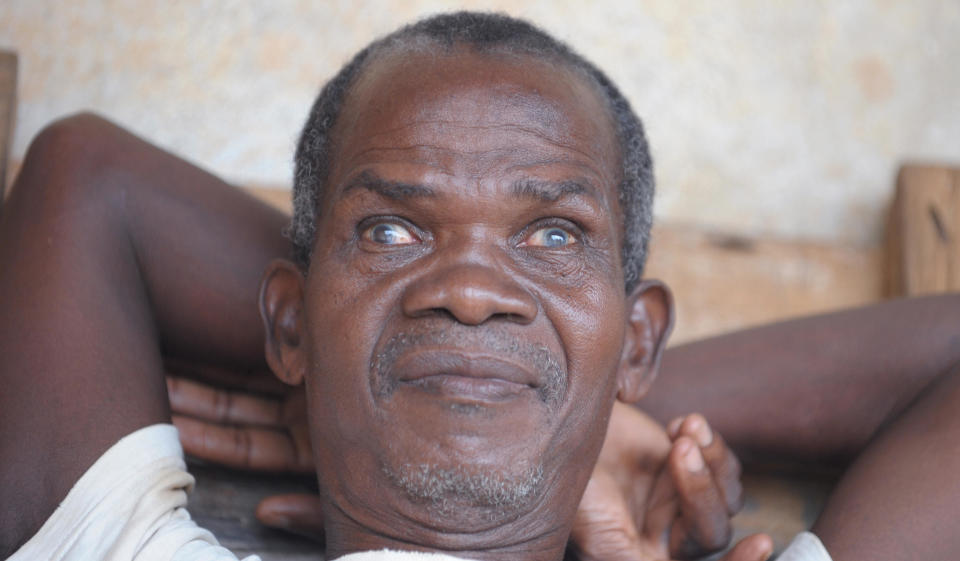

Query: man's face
[287,48,637,543]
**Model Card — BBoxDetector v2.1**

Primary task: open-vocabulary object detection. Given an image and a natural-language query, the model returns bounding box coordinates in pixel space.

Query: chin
[380,455,547,527]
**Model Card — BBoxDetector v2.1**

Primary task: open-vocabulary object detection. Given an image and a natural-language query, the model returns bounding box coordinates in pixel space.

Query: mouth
[371,328,567,406]
[392,351,540,403]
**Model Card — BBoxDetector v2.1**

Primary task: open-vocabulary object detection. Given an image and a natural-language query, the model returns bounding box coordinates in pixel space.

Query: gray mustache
[370,326,567,405]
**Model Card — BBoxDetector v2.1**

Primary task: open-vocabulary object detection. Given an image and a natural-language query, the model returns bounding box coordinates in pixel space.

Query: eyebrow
[341,171,599,205]
[341,171,437,200]
[510,178,597,203]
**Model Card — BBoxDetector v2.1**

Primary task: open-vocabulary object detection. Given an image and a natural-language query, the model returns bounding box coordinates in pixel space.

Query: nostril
[431,308,457,322]
[404,306,455,320]
[401,265,538,325]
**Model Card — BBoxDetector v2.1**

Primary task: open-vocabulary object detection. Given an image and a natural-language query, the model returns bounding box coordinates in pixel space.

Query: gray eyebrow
[341,172,597,204]
[510,178,596,203]
[341,171,437,200]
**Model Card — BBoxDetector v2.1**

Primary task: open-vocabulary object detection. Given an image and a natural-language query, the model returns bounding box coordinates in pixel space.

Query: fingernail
[684,445,704,471]
[694,419,713,447]
[756,535,774,559]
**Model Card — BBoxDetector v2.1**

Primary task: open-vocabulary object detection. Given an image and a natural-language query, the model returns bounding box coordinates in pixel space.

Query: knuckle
[213,388,230,422]
[232,427,253,468]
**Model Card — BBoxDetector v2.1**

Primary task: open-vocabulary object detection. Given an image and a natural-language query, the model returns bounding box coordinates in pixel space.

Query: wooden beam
[0,50,17,204]
[886,164,960,297]
[647,225,882,343]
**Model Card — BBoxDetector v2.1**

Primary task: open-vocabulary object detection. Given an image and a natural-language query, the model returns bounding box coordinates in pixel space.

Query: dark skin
[169,294,960,555]
[255,48,765,561]
[0,49,768,561]
[166,152,960,560]
[0,112,290,549]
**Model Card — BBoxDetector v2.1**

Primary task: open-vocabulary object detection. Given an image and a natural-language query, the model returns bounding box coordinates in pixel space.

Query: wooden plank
[187,462,323,560]
[732,472,834,557]
[643,225,883,343]
[0,50,17,204]
[886,164,960,297]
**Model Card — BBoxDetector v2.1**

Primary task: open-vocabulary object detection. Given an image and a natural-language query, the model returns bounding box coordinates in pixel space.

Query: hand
[166,360,327,536]
[165,360,313,474]
[569,401,772,561]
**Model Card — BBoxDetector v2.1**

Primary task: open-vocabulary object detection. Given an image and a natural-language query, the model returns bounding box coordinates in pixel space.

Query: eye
[523,225,577,248]
[362,221,418,245]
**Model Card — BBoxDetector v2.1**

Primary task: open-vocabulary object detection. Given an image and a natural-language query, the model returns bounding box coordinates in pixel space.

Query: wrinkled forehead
[326,46,623,198]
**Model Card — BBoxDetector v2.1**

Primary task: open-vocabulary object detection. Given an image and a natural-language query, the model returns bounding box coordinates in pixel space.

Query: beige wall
[2,0,958,247]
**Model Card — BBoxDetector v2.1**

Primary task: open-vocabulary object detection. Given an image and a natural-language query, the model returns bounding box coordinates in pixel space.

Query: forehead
[325,46,623,202]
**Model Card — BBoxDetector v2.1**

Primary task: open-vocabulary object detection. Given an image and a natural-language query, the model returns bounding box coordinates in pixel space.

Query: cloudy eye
[525,226,576,248]
[363,222,417,245]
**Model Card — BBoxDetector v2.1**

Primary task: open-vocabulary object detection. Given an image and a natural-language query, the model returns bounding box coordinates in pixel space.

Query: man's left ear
[617,279,675,403]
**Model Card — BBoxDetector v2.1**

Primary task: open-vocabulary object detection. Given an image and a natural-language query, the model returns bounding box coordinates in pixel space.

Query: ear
[259,259,308,386]
[617,279,675,403]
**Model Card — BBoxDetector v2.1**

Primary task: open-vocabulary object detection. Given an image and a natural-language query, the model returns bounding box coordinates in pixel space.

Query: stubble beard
[371,327,567,405]
[371,326,564,518]
[382,461,546,519]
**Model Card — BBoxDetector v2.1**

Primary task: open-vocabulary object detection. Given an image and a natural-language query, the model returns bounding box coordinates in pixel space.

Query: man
[2,11,960,561]
[0,12,766,561]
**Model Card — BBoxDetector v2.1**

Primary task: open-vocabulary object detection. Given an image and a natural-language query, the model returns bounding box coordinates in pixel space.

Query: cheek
[304,246,403,357]
[553,276,627,402]
[300,255,402,436]
[540,278,626,481]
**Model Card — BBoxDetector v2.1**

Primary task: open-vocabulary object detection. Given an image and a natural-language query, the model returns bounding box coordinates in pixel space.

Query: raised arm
[0,112,289,553]
[811,361,960,559]
[640,295,960,560]
[642,294,960,465]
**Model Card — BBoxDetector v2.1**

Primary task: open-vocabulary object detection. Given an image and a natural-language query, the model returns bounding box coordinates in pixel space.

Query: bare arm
[640,296,960,560]
[642,295,960,465]
[811,362,960,559]
[0,113,289,552]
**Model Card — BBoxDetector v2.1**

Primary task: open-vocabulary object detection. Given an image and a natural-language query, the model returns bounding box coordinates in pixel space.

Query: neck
[320,492,574,561]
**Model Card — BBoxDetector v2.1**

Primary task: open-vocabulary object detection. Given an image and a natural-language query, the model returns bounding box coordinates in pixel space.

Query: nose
[401,262,538,326]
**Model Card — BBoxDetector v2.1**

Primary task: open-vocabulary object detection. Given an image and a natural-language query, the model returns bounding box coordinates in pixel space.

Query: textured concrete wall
[1,1,958,246]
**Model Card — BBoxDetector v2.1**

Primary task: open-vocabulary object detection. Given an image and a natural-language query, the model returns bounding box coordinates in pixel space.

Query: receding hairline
[291,11,656,291]
[319,42,625,216]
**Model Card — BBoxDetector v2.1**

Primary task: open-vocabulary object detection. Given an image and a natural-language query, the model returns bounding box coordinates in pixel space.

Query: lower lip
[400,374,533,402]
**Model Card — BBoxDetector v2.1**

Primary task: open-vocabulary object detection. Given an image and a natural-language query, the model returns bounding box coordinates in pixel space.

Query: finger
[167,376,283,427]
[172,414,313,472]
[676,414,743,514]
[718,534,774,561]
[666,416,684,439]
[257,493,326,541]
[165,357,289,395]
[668,437,733,559]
